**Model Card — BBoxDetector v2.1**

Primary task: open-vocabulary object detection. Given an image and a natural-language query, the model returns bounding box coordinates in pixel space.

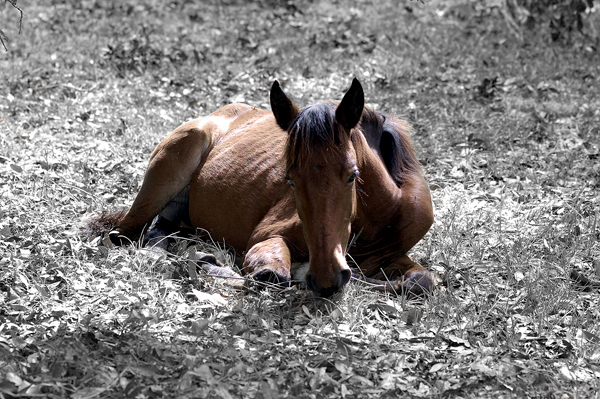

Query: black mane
[359,107,421,186]
[285,102,349,170]
[284,103,421,186]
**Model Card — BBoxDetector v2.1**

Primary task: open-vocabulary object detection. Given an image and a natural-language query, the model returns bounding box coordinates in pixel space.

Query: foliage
[1,0,600,398]
[512,0,598,42]
[444,0,599,44]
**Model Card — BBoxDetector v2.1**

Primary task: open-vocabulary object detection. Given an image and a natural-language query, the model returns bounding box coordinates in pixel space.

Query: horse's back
[189,105,292,253]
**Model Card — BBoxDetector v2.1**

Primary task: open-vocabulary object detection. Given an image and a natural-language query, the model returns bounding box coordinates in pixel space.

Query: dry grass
[1,0,599,398]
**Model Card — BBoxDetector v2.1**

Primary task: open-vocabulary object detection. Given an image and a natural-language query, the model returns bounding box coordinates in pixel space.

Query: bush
[508,0,598,42]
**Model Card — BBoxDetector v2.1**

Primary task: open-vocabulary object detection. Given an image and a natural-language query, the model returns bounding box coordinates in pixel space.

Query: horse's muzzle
[306,268,351,297]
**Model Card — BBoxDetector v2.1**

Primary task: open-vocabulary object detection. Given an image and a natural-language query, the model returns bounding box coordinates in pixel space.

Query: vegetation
[1,0,599,397]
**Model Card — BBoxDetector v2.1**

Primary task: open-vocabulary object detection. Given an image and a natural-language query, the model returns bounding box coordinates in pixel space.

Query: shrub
[507,0,598,42]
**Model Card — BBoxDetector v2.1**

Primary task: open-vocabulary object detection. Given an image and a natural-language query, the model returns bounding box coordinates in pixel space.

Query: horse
[89,79,434,297]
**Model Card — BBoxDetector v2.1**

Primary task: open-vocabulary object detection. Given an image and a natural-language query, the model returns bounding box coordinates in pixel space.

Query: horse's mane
[359,107,421,186]
[284,102,421,187]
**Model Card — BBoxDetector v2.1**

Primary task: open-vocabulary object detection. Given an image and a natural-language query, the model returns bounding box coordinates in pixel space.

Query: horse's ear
[270,80,300,131]
[336,78,364,131]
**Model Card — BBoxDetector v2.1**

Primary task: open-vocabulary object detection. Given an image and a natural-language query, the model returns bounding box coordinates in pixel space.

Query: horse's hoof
[143,236,170,250]
[108,231,128,247]
[194,251,223,267]
[249,267,291,287]
[199,263,243,280]
[403,270,436,297]
[142,215,179,250]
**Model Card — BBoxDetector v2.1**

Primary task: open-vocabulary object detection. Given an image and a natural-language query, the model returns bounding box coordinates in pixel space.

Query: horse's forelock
[285,103,352,170]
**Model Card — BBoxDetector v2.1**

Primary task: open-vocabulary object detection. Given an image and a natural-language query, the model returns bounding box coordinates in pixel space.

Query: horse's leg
[359,255,434,296]
[142,184,191,249]
[357,174,434,296]
[112,123,213,244]
[242,237,292,286]
[142,215,177,250]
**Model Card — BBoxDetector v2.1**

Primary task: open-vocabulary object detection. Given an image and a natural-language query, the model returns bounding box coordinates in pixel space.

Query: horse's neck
[354,133,402,229]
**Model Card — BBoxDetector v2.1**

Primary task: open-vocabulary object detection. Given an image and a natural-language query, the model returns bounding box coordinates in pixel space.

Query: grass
[1,0,600,398]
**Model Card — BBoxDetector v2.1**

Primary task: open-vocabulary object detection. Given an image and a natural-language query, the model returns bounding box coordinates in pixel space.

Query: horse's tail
[81,210,128,239]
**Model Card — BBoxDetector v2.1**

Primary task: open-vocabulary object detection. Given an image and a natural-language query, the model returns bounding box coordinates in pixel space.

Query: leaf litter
[1,0,600,398]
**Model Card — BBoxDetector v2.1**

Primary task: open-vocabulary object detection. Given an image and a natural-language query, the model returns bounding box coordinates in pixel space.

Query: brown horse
[91,79,434,297]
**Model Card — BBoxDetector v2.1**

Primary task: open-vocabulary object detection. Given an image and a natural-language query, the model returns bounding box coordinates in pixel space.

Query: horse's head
[270,79,365,297]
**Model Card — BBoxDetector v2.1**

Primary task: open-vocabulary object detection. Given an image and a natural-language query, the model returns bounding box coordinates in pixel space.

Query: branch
[1,0,24,51]
[0,30,7,51]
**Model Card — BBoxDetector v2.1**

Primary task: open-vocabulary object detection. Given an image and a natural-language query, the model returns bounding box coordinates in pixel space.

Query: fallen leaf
[190,289,227,306]
[430,363,445,373]
[130,364,163,378]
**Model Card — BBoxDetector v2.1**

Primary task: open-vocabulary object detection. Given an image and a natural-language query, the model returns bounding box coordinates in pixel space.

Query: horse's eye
[348,171,358,184]
[285,176,295,188]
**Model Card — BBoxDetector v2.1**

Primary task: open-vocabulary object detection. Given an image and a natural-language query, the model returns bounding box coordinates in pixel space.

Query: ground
[1,0,600,398]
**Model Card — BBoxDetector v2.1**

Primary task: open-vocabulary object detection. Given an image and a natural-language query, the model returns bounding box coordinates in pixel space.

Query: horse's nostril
[340,269,351,286]
[306,270,350,297]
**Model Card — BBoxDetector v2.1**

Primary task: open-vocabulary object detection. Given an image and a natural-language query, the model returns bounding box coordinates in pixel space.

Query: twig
[1,0,24,51]
[0,30,7,51]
